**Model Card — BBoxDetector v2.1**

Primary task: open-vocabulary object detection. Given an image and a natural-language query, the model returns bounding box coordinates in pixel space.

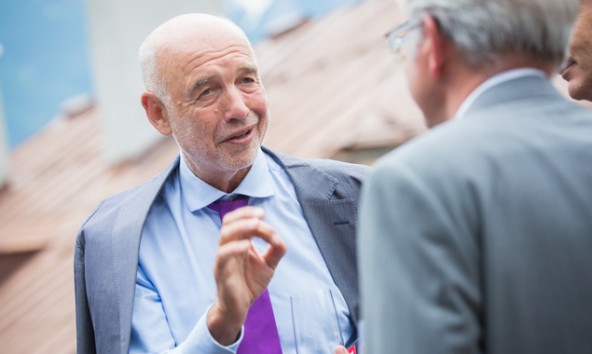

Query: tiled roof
[258,0,425,156]
[0,111,179,353]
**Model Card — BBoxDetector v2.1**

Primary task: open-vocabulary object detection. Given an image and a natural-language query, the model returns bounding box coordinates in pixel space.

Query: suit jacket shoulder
[75,157,177,354]
[266,147,370,200]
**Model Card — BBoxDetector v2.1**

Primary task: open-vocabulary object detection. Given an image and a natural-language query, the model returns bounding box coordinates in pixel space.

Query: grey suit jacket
[74,147,369,354]
[359,75,592,354]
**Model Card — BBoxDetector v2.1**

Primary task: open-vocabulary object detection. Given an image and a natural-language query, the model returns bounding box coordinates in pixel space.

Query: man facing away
[561,0,592,102]
[358,0,592,353]
[75,13,369,354]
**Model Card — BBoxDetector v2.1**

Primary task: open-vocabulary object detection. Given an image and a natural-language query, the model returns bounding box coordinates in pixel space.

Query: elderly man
[75,14,368,354]
[561,0,592,101]
[358,0,592,353]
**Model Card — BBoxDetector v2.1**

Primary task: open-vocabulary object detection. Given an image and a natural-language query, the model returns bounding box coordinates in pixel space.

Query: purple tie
[208,196,283,354]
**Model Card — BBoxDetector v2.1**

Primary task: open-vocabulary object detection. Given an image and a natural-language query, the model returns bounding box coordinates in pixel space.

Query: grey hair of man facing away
[398,0,574,69]
[393,0,577,127]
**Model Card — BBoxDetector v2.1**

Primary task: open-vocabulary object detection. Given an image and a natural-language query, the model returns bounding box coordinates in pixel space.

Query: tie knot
[208,195,249,220]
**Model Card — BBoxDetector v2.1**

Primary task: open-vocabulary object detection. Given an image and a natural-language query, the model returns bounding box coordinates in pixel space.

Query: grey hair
[139,40,170,106]
[397,0,578,70]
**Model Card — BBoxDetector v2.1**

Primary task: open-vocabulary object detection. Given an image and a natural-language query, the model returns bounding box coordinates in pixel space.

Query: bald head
[139,14,254,105]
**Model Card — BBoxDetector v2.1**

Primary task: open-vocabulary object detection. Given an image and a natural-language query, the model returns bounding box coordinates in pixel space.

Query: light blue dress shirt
[130,149,354,354]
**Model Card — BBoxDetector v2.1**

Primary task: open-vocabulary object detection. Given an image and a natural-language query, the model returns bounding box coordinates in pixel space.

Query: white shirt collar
[179,148,274,212]
[455,68,547,120]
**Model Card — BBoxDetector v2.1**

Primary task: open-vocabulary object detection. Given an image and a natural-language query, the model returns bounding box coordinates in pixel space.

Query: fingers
[211,205,288,334]
[218,207,286,264]
[215,239,252,264]
[221,206,264,224]
[262,237,287,269]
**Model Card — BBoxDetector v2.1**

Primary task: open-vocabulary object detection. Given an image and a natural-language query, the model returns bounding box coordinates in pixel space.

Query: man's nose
[223,87,250,121]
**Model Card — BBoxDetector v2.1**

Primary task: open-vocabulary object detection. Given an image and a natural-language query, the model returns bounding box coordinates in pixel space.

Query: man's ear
[422,15,447,78]
[141,91,172,136]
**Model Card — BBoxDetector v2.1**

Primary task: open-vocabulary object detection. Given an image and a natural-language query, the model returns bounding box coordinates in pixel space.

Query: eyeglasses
[384,20,421,62]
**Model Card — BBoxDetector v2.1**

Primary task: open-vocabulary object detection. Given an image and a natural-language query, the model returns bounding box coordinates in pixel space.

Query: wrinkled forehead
[150,14,255,62]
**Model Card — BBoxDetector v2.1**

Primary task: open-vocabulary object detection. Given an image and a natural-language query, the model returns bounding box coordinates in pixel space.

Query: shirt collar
[179,148,275,212]
[455,68,547,120]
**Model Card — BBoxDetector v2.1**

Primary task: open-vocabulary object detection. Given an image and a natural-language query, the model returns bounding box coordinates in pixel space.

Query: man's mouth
[224,127,254,144]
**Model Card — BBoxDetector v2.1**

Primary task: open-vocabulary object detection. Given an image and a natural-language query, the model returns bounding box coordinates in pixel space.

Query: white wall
[0,83,9,187]
[85,0,224,164]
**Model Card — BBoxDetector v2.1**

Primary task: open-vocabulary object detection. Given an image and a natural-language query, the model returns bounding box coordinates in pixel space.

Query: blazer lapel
[264,148,360,324]
[111,156,180,354]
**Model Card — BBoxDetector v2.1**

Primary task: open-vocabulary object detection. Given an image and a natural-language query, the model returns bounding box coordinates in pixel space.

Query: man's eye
[199,87,213,99]
[240,76,256,84]
[197,87,214,100]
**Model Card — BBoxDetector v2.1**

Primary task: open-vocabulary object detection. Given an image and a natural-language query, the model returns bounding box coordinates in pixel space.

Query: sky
[231,0,273,21]
[0,0,92,148]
